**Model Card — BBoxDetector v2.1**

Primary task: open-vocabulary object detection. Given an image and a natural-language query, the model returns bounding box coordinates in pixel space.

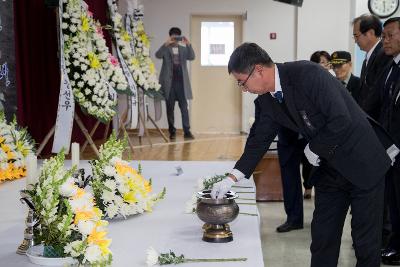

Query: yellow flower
[123,191,137,204]
[74,210,95,224]
[99,240,112,256]
[141,33,150,47]
[144,180,152,193]
[88,52,101,69]
[93,207,103,219]
[88,228,112,255]
[6,150,15,160]
[130,57,140,67]
[149,63,155,74]
[73,188,86,200]
[122,31,131,42]
[81,16,89,32]
[0,136,5,144]
[1,143,11,153]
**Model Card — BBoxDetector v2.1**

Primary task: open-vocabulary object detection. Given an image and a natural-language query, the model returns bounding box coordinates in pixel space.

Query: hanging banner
[0,0,17,122]
[52,0,75,153]
[107,0,138,129]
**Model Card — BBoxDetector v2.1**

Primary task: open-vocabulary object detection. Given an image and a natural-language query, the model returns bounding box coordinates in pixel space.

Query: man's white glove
[211,177,236,199]
[304,143,320,167]
[387,144,400,166]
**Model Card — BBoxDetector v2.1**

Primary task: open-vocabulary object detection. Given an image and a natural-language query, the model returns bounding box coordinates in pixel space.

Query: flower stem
[237,197,256,201]
[232,185,253,188]
[236,202,257,205]
[185,258,247,263]
[240,212,258,216]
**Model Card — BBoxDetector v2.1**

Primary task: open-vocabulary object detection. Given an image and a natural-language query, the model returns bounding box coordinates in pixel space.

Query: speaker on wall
[273,0,303,7]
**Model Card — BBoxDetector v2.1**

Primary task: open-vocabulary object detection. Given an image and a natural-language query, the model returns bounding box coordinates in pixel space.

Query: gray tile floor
[257,196,373,267]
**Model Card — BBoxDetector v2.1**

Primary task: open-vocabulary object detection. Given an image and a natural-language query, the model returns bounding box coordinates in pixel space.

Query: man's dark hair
[228,43,273,74]
[310,51,331,63]
[353,14,383,37]
[383,17,400,28]
[169,27,182,36]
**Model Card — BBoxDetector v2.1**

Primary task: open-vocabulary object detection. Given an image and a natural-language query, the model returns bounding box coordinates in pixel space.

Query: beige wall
[122,0,356,133]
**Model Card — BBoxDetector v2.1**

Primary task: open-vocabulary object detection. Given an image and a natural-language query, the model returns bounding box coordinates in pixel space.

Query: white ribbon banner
[52,0,75,154]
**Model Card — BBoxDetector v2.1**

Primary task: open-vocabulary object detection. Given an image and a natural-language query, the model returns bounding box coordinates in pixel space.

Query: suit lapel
[266,96,297,131]
[364,42,382,77]
[276,64,303,128]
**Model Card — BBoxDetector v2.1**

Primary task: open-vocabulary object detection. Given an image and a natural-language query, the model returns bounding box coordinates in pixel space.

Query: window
[201,21,234,66]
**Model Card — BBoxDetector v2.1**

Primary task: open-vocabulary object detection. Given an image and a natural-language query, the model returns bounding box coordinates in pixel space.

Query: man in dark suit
[353,14,392,120]
[211,43,396,267]
[379,17,400,266]
[331,51,361,96]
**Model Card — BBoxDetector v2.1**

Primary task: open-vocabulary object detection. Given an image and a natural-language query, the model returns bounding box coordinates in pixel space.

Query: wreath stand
[36,112,100,157]
[115,93,169,149]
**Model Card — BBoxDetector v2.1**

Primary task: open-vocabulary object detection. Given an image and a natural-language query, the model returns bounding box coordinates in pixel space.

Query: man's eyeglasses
[237,66,255,89]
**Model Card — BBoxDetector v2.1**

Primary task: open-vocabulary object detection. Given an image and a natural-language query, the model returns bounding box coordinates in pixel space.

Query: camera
[174,36,184,42]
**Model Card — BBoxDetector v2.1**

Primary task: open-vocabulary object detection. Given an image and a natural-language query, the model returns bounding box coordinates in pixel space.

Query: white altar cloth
[0,161,264,267]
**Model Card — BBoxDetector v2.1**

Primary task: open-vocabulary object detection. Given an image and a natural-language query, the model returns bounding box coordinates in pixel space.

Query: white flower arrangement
[109,2,161,97]
[0,112,35,182]
[27,152,112,266]
[62,0,128,123]
[91,133,166,219]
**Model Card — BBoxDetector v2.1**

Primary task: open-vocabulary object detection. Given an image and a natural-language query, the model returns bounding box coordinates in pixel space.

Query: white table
[0,161,264,267]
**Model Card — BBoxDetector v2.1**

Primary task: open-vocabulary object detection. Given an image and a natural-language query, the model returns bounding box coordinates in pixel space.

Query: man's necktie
[385,61,400,98]
[273,91,283,103]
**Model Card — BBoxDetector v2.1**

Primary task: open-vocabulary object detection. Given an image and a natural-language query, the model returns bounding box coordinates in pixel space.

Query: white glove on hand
[304,143,320,166]
[387,144,400,166]
[211,177,236,199]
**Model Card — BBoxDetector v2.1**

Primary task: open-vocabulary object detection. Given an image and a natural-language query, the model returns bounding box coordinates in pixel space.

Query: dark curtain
[14,0,111,156]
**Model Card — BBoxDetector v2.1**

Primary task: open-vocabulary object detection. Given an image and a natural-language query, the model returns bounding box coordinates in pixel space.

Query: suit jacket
[155,44,195,100]
[378,61,400,147]
[346,74,361,97]
[355,42,392,120]
[235,61,391,190]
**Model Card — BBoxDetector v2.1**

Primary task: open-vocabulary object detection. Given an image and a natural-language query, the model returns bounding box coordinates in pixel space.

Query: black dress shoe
[382,249,400,265]
[169,132,176,140]
[184,132,195,140]
[276,222,303,233]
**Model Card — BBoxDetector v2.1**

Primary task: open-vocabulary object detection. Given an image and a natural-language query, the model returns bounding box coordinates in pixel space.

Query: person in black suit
[210,43,397,267]
[330,51,361,96]
[378,17,400,266]
[352,14,392,120]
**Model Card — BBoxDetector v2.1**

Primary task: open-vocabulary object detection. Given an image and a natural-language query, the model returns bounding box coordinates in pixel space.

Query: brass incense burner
[196,190,239,243]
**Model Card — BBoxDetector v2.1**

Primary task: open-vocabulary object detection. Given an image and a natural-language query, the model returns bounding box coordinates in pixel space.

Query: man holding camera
[155,27,195,140]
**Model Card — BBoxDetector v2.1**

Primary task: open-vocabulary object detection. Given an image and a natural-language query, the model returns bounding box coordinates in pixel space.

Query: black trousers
[166,69,190,135]
[278,131,308,225]
[310,165,384,267]
[387,167,400,249]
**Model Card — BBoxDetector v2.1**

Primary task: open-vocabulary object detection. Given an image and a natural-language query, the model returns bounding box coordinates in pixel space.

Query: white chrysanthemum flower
[103,165,116,177]
[101,189,116,203]
[60,177,78,197]
[84,244,102,263]
[146,247,159,266]
[104,179,117,191]
[77,220,95,236]
[105,203,119,218]
[64,240,83,258]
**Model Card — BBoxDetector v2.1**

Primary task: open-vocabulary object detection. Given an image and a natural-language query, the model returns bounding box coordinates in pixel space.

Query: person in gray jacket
[155,27,195,140]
